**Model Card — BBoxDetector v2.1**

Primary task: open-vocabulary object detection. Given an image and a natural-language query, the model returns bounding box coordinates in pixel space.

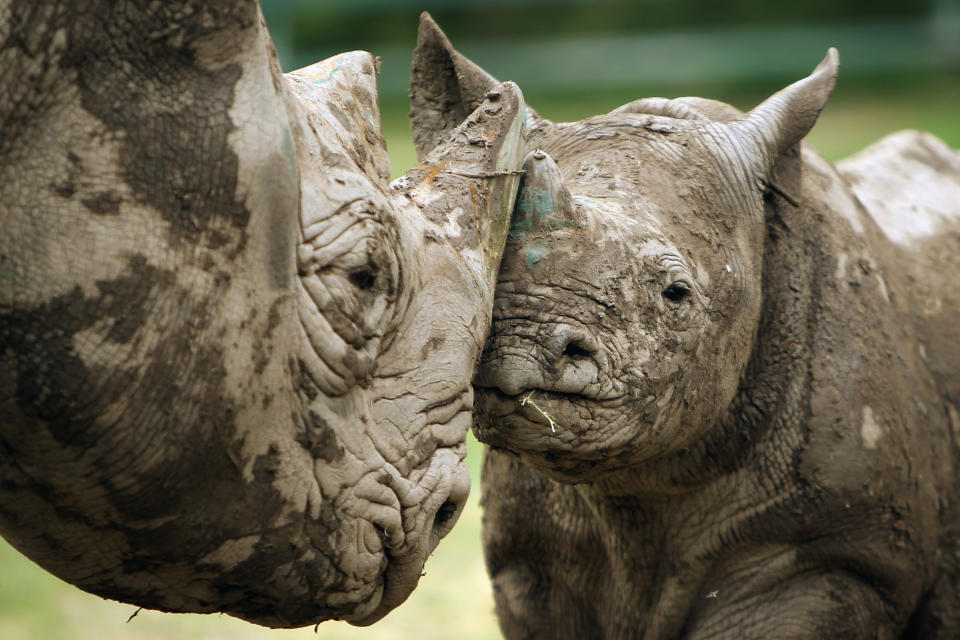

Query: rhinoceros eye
[297,201,402,350]
[348,266,377,291]
[662,282,691,303]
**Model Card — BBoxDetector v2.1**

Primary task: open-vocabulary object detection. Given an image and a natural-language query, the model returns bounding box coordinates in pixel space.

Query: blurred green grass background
[2,1,958,638]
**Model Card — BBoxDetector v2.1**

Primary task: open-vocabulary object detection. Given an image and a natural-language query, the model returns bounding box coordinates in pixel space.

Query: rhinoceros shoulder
[838,130,960,248]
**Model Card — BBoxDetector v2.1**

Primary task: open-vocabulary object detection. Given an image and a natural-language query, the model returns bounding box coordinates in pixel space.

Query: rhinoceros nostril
[434,501,459,526]
[550,328,598,362]
[434,501,459,524]
[562,341,594,359]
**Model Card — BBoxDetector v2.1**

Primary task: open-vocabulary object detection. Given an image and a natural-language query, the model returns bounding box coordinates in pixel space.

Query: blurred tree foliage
[263,0,933,57]
[260,0,959,166]
[261,0,958,101]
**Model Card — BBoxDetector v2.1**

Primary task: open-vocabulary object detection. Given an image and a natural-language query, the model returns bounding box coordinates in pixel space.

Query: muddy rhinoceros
[411,14,960,639]
[0,1,526,628]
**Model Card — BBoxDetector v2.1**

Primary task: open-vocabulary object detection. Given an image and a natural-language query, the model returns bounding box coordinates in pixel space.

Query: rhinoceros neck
[0,4,330,622]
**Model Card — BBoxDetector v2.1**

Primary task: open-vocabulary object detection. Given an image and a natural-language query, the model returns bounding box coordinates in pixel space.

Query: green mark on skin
[525,242,550,270]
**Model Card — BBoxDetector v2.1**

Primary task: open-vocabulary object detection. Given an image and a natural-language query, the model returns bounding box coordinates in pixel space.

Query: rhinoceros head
[410,14,836,486]
[0,5,522,628]
[278,52,525,623]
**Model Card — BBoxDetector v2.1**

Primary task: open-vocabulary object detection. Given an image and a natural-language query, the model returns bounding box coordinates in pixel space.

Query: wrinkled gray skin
[411,14,960,639]
[0,2,526,628]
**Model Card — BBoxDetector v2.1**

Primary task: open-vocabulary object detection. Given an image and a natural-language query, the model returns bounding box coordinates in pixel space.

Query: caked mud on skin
[0,2,526,629]
[412,12,960,640]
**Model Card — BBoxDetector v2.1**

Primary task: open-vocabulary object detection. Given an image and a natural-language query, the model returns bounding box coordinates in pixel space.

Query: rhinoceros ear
[287,51,392,184]
[401,81,526,287]
[729,48,838,171]
[410,12,542,161]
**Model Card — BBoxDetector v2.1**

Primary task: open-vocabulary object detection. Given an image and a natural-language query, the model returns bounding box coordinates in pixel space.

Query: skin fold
[0,1,525,628]
[411,13,960,640]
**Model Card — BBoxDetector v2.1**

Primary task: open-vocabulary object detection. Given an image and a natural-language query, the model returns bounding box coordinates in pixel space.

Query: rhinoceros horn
[510,150,581,237]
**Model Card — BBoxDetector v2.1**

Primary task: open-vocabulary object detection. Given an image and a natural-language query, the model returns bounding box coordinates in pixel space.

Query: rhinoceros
[411,14,960,639]
[0,1,525,628]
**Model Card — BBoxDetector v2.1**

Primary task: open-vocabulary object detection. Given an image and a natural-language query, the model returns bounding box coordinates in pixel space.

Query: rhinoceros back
[839,130,960,416]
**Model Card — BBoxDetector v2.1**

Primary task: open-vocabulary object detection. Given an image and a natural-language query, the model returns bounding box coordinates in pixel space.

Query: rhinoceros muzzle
[346,448,470,625]
[476,316,621,397]
[474,320,631,451]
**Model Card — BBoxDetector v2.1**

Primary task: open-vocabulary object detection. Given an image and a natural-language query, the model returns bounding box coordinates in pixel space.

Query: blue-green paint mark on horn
[508,185,577,241]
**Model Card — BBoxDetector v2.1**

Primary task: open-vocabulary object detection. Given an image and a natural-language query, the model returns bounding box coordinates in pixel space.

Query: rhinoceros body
[411,14,960,639]
[0,2,525,628]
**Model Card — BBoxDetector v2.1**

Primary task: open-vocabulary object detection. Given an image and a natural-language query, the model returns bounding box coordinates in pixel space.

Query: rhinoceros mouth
[473,385,622,450]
